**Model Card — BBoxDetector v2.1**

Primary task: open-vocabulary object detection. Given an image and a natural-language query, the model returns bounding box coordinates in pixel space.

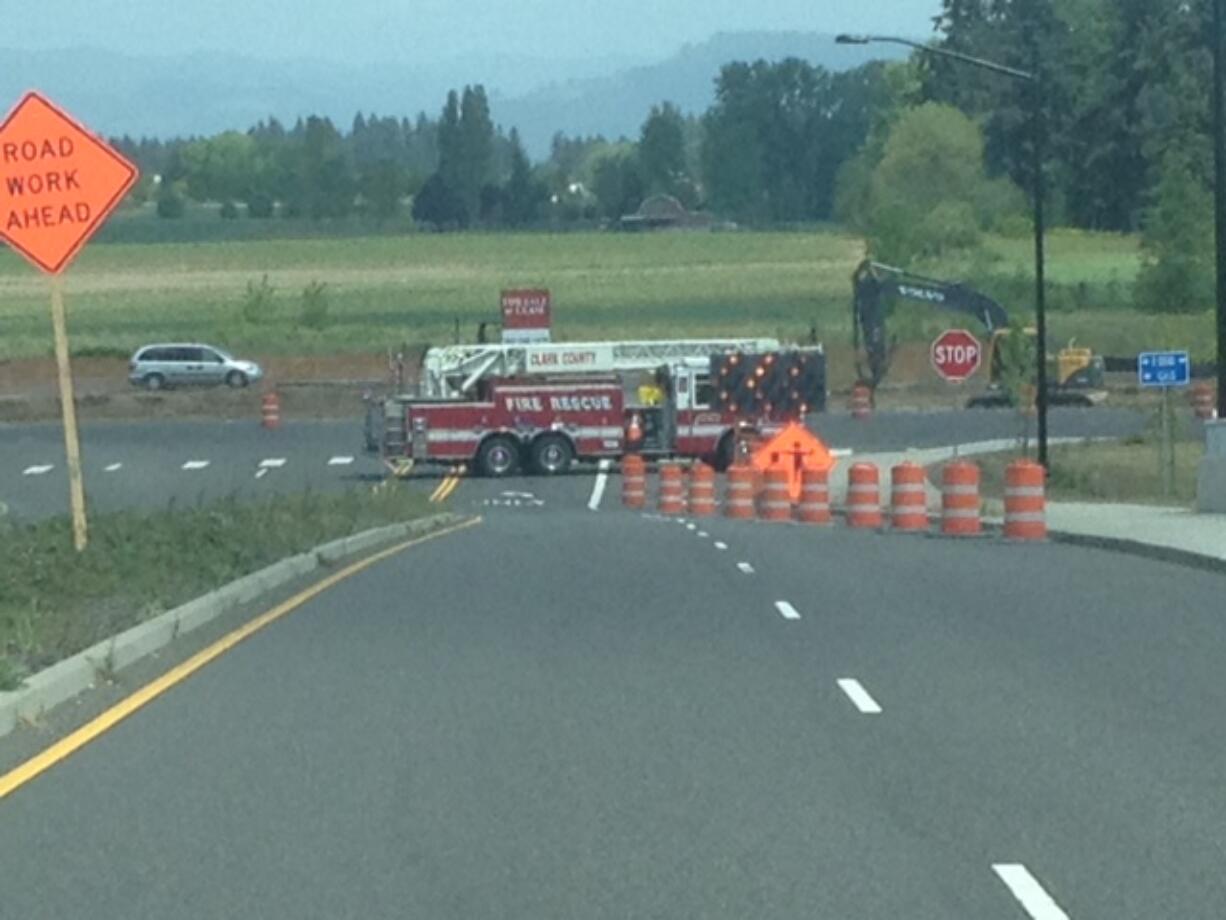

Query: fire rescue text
[505,394,615,412]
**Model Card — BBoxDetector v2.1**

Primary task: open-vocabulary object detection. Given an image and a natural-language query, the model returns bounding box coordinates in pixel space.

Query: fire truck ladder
[422,338,783,398]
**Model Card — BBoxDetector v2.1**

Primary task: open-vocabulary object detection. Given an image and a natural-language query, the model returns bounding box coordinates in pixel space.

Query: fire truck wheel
[477,435,521,478]
[530,434,574,475]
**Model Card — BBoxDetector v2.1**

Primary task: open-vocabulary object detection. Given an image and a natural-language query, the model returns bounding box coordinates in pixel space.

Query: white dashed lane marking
[714,542,728,551]
[22,465,54,476]
[837,679,882,714]
[992,864,1071,920]
[259,458,287,468]
[737,562,755,574]
[104,463,123,473]
[588,459,612,510]
[697,531,709,538]
[328,456,355,466]
[775,601,801,621]
[181,460,210,471]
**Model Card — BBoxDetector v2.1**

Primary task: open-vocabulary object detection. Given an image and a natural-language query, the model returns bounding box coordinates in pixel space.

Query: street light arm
[835,33,1034,82]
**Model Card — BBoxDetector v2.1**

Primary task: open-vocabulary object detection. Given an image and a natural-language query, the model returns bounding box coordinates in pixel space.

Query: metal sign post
[1138,351,1191,500]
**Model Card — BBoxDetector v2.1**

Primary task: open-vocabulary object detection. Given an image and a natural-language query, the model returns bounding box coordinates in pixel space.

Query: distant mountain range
[0,33,904,158]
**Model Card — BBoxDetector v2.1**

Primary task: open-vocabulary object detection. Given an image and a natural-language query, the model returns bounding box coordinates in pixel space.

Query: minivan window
[140,347,168,362]
[202,349,225,363]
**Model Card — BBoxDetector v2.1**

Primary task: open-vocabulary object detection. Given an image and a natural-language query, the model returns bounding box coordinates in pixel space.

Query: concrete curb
[1046,531,1226,576]
[0,512,461,740]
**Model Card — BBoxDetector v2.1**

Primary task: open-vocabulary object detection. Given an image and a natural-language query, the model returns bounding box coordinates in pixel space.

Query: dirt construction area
[0,354,396,423]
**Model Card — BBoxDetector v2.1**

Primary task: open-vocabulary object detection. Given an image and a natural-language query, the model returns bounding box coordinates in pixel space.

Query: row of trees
[916,0,1216,311]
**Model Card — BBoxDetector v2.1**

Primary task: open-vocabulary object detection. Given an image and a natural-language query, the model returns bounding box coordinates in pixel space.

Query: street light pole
[1030,65,1049,467]
[1215,0,1226,416]
[836,33,1049,465]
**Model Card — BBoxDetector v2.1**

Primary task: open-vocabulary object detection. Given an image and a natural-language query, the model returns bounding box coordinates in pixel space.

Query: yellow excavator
[851,260,1107,407]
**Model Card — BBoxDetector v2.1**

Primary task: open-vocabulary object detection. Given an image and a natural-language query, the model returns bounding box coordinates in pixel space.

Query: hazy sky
[6,0,941,63]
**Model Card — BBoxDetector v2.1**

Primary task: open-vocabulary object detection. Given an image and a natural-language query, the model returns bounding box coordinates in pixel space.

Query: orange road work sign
[0,92,138,274]
[751,422,836,501]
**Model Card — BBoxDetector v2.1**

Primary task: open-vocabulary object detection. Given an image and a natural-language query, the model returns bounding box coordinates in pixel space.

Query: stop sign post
[931,329,983,383]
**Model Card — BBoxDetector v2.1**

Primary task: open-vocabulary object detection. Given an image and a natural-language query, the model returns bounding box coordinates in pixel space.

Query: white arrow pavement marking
[992,865,1071,920]
[588,459,612,511]
[259,458,287,468]
[254,468,269,480]
[22,465,54,476]
[181,460,210,471]
[737,562,755,574]
[328,456,355,466]
[837,678,882,714]
[775,600,801,621]
[714,542,728,550]
[104,463,122,472]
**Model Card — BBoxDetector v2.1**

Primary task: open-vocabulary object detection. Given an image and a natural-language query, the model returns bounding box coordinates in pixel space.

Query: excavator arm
[852,260,1010,389]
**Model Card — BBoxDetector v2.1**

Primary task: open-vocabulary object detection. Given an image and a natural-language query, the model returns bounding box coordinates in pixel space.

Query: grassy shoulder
[939,436,1206,507]
[0,485,434,689]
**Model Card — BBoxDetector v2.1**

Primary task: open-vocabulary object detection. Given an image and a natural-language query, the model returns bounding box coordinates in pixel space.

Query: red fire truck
[367,339,826,476]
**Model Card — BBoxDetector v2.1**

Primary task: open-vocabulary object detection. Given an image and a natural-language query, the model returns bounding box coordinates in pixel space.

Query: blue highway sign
[1137,350,1190,388]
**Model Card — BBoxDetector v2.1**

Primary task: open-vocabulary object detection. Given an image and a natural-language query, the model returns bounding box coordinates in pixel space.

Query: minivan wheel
[143,373,166,391]
[226,371,249,388]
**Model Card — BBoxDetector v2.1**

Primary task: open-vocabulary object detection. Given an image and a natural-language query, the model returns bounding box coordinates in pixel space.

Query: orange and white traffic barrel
[846,462,883,529]
[261,391,281,429]
[1191,382,1217,420]
[1004,459,1046,541]
[621,454,646,509]
[889,462,929,532]
[941,460,982,536]
[725,463,755,519]
[850,383,873,420]
[797,467,832,525]
[658,463,686,516]
[759,468,792,522]
[689,462,717,517]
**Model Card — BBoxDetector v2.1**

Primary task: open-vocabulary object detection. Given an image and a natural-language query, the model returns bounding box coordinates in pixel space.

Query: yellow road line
[427,466,457,502]
[429,465,465,503]
[0,516,483,801]
[437,474,462,503]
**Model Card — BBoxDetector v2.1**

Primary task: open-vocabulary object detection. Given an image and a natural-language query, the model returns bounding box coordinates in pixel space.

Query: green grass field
[0,227,1214,364]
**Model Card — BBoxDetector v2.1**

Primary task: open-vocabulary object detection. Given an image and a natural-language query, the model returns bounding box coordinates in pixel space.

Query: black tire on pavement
[530,434,574,475]
[144,373,166,391]
[226,371,249,388]
[477,435,521,478]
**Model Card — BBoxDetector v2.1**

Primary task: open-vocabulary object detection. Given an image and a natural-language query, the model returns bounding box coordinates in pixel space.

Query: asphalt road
[0,407,1147,519]
[2,476,1225,917]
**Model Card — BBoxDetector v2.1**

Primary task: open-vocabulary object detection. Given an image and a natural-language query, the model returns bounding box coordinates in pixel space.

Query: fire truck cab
[369,339,825,477]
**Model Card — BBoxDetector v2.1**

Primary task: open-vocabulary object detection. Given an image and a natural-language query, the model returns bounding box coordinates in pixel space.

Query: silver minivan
[128,343,264,390]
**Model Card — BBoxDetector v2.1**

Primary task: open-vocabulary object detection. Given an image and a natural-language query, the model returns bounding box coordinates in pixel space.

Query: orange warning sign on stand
[750,422,836,501]
[0,92,138,274]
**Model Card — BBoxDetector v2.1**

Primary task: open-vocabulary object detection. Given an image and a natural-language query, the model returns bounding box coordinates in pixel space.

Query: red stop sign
[931,329,982,382]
